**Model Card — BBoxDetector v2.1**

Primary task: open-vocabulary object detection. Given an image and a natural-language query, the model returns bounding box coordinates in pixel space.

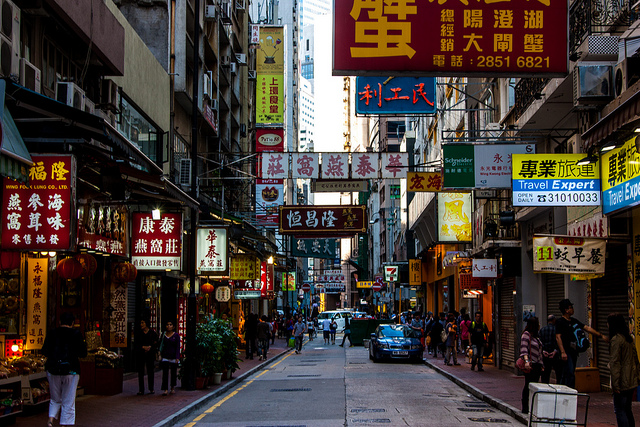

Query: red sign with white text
[131,213,182,270]
[256,128,284,152]
[2,155,75,250]
[333,0,568,77]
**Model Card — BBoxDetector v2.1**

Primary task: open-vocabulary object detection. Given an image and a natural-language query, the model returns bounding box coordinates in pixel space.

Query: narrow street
[176,339,521,427]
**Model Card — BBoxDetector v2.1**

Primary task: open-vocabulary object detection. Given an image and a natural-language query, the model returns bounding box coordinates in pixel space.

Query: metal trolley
[528,389,591,427]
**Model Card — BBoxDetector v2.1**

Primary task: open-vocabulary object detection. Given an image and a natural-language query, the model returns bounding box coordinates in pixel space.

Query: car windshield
[378,325,416,338]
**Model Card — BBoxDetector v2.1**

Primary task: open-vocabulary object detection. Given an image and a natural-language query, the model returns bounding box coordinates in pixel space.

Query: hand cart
[528,388,590,427]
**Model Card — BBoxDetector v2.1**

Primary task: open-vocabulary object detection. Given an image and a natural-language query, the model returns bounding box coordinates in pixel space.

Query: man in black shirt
[539,314,561,384]
[555,299,608,388]
[469,312,489,371]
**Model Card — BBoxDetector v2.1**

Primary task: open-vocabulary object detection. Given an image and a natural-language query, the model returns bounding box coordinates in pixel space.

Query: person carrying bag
[519,317,543,414]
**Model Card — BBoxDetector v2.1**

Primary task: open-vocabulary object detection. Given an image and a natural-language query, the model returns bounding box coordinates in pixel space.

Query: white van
[316,310,352,332]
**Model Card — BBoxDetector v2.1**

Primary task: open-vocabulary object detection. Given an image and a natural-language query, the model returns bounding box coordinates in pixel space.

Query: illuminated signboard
[407,172,443,192]
[512,154,600,207]
[256,179,283,226]
[279,205,367,235]
[333,0,568,77]
[292,237,338,259]
[601,136,640,215]
[256,128,284,152]
[196,227,228,275]
[437,192,472,242]
[355,77,436,114]
[131,213,183,270]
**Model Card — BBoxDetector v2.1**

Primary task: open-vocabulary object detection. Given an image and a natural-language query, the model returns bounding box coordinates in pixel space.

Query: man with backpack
[470,311,489,371]
[555,299,608,388]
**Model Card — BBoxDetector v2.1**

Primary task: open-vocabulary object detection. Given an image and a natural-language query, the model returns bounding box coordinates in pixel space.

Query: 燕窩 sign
[131,213,183,270]
[333,0,568,77]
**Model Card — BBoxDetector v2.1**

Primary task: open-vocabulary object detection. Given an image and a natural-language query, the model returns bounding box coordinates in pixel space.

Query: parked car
[316,310,351,332]
[369,324,424,363]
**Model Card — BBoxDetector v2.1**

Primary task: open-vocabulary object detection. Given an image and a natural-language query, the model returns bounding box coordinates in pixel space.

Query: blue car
[369,324,424,363]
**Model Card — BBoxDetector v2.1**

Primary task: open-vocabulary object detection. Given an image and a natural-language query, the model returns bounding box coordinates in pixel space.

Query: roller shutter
[545,274,565,318]
[499,277,517,368]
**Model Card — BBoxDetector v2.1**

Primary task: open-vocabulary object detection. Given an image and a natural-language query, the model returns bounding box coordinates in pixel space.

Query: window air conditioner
[101,79,119,111]
[613,58,640,98]
[235,53,246,64]
[19,58,41,93]
[230,62,237,74]
[573,65,613,106]
[0,0,20,78]
[248,70,256,80]
[179,158,192,186]
[56,81,86,110]
[203,71,212,99]
[84,98,96,115]
[205,5,216,20]
[211,99,218,110]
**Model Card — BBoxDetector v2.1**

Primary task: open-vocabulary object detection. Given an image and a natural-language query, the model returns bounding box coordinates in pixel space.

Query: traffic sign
[301,283,311,292]
[372,277,383,292]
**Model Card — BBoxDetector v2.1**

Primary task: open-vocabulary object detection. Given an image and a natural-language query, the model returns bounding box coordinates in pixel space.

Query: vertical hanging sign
[196,227,229,275]
[26,256,47,350]
[109,279,127,347]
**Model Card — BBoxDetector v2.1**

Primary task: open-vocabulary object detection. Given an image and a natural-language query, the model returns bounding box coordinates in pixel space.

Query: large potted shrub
[195,316,239,381]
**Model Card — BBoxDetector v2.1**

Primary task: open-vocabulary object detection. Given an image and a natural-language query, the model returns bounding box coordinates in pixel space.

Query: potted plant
[193,315,239,383]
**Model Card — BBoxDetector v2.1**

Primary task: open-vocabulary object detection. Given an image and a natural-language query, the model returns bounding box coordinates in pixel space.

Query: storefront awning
[119,165,198,209]
[582,89,640,149]
[0,81,32,183]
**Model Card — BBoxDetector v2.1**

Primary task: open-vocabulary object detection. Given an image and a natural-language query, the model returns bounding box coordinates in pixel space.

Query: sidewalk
[424,352,640,426]
[11,337,293,427]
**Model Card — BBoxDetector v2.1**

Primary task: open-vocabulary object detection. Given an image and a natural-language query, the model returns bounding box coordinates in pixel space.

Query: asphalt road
[176,338,522,426]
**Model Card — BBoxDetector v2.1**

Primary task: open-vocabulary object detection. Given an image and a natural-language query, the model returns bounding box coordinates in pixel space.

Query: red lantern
[0,252,20,271]
[75,254,97,278]
[201,282,214,294]
[114,262,137,282]
[57,257,83,280]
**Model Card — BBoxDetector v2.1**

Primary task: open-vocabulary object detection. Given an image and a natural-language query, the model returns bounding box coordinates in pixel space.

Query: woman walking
[159,320,180,396]
[607,313,640,427]
[519,317,544,414]
[460,313,472,356]
[444,314,459,366]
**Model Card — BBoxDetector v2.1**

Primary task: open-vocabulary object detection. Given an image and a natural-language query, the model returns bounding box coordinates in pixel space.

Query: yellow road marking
[193,414,206,421]
[183,423,196,427]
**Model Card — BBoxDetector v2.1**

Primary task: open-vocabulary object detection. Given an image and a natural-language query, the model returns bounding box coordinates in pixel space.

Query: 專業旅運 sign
[333,0,568,77]
[533,235,605,275]
[601,136,640,215]
[355,77,436,115]
[512,154,600,206]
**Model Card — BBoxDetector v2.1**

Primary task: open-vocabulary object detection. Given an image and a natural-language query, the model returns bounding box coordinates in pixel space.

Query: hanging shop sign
[250,24,260,44]
[512,154,600,207]
[333,0,568,77]
[281,271,296,291]
[77,204,128,256]
[323,283,346,293]
[459,273,488,291]
[2,155,75,251]
[256,128,284,152]
[601,136,640,215]
[234,290,262,299]
[131,213,182,271]
[316,272,345,282]
[26,256,47,350]
[196,227,228,275]
[355,77,437,115]
[256,26,284,74]
[357,281,373,289]
[533,235,605,275]
[407,172,442,192]
[443,144,535,188]
[321,153,350,179]
[409,259,422,286]
[261,153,288,179]
[437,192,472,242]
[255,179,283,227]
[352,153,379,179]
[279,205,366,235]
[215,285,232,302]
[257,74,284,124]
[260,262,275,299]
[229,254,260,280]
[472,259,498,278]
[385,265,398,282]
[109,278,127,347]
[311,180,368,193]
[292,237,338,259]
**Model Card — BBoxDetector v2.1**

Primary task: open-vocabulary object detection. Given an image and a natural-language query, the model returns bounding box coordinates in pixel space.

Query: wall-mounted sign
[311,180,368,192]
[256,128,284,152]
[279,205,366,235]
[2,155,75,250]
[77,204,128,256]
[333,0,568,77]
[131,213,182,270]
[215,286,231,302]
[256,179,283,226]
[292,237,338,259]
[234,290,262,299]
[26,256,47,350]
[385,265,398,282]
[257,74,284,124]
[196,227,228,275]
[282,271,296,291]
[390,185,401,199]
[443,144,535,188]
[256,26,284,74]
[533,235,605,275]
[437,192,472,242]
[601,136,640,214]
[109,279,127,347]
[357,281,373,289]
[472,259,498,278]
[355,77,437,115]
[323,283,346,294]
[229,255,260,280]
[512,154,600,207]
[409,259,422,286]
[407,172,442,192]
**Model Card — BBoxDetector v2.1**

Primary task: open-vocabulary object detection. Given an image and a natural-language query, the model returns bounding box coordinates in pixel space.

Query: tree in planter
[195,316,239,376]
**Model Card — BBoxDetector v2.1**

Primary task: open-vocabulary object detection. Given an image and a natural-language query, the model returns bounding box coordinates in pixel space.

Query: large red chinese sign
[279,205,367,235]
[131,213,182,270]
[333,0,568,76]
[2,155,74,251]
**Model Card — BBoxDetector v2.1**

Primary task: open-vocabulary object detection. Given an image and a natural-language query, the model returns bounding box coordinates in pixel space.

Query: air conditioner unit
[230,62,237,74]
[235,53,246,64]
[203,71,212,99]
[205,5,216,20]
[56,81,86,110]
[84,98,95,115]
[240,123,247,137]
[613,58,640,97]
[236,0,245,10]
[179,158,192,186]
[211,99,218,110]
[221,2,231,23]
[221,55,230,66]
[573,64,613,107]
[0,0,19,77]
[101,79,119,111]
[248,70,256,80]
[19,58,41,93]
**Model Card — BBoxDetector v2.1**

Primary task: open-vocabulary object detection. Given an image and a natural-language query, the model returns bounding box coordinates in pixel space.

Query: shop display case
[0,376,23,419]
[0,274,21,334]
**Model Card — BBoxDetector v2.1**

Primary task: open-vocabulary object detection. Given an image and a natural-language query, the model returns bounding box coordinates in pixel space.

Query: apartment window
[387,121,405,140]
[42,38,81,91]
[118,95,160,163]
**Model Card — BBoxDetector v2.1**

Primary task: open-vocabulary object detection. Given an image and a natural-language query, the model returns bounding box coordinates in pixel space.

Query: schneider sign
[512,154,600,207]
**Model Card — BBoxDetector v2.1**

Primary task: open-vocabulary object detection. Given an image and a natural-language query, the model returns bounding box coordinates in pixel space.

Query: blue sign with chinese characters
[355,77,437,115]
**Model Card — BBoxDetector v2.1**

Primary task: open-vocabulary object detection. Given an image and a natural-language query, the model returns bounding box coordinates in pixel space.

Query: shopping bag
[288,337,295,348]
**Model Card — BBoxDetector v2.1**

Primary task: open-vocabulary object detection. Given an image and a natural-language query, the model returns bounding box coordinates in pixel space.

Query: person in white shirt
[322,318,331,344]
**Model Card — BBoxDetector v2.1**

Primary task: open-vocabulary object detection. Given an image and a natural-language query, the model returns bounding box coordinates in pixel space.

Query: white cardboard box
[529,383,577,422]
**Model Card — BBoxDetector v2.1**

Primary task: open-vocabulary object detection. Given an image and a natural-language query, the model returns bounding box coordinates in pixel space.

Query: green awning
[0,80,31,183]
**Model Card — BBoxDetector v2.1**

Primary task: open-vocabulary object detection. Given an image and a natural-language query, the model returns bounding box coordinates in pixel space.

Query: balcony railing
[570,0,635,53]
[513,77,550,121]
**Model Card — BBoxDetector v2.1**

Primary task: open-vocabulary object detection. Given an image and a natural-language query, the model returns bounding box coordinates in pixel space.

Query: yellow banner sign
[409,259,422,286]
[26,257,48,350]
[257,74,284,124]
[230,255,260,280]
[356,281,373,289]
[407,172,443,192]
[256,26,284,74]
[437,192,472,242]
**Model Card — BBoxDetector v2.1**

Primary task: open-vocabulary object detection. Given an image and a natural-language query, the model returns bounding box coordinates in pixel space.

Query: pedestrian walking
[330,318,337,344]
[519,317,543,414]
[257,315,271,360]
[444,314,460,366]
[459,313,471,357]
[607,313,640,427]
[159,319,180,396]
[293,316,307,354]
[470,312,489,371]
[42,312,87,426]
[245,312,259,360]
[339,316,352,347]
[270,317,278,345]
[555,299,608,387]
[410,312,424,343]
[308,317,316,341]
[322,317,331,344]
[429,313,446,358]
[135,318,159,394]
[539,314,561,384]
